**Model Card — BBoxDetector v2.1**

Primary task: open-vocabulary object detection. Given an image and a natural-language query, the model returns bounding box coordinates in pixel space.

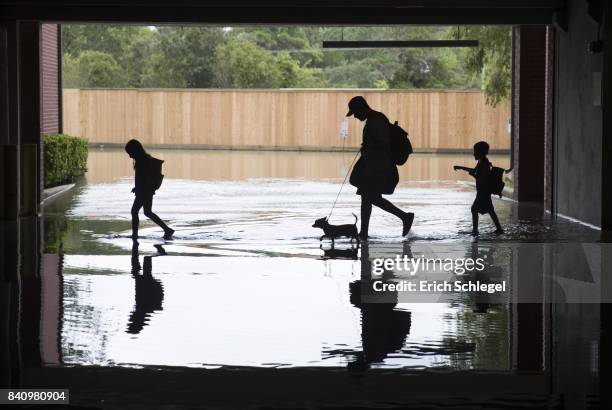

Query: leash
[327,150,360,220]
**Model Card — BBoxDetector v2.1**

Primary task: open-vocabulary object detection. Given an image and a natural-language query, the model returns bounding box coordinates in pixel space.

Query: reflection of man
[348,242,412,371]
[346,96,414,239]
[127,242,165,334]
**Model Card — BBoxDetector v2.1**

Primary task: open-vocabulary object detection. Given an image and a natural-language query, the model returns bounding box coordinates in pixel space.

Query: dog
[312,213,359,244]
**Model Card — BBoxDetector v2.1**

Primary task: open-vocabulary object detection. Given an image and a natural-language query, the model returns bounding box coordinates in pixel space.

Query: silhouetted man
[347,96,414,239]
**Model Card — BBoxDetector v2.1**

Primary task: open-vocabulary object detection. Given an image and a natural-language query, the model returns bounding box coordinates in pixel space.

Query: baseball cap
[346,96,368,117]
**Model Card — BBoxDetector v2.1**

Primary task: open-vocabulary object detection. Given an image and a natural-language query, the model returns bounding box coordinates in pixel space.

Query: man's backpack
[389,121,413,166]
[148,156,165,192]
[489,166,505,197]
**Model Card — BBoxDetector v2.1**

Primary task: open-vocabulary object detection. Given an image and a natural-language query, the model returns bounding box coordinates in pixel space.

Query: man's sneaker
[402,212,415,236]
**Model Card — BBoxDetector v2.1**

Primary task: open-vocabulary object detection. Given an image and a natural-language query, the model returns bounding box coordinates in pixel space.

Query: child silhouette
[454,141,504,235]
[125,139,174,241]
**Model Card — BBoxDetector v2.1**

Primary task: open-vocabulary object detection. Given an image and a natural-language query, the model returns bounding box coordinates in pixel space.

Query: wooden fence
[63,89,511,151]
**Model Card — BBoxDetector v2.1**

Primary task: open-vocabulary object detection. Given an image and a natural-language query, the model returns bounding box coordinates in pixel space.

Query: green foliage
[63,50,125,88]
[213,39,325,88]
[61,24,509,92]
[315,26,474,89]
[61,53,80,88]
[389,48,478,89]
[43,134,89,188]
[62,25,154,88]
[141,27,224,88]
[44,214,68,253]
[81,51,124,87]
[214,39,283,88]
[452,26,512,106]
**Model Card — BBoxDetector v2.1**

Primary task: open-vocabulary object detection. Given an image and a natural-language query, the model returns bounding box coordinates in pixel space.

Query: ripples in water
[44,150,594,372]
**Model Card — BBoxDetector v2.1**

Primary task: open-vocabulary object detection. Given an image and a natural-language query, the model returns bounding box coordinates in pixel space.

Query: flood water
[42,149,595,372]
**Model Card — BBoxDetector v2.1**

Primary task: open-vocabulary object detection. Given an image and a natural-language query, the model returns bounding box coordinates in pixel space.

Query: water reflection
[347,242,413,371]
[40,149,597,372]
[319,243,359,260]
[127,242,165,335]
[85,148,511,184]
[57,243,511,370]
[463,243,503,314]
[347,280,413,371]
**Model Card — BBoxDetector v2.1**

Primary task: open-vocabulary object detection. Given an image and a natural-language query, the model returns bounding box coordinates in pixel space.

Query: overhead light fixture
[322,40,479,49]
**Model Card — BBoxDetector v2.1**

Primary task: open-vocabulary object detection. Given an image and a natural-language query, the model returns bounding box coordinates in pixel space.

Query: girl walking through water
[125,139,174,241]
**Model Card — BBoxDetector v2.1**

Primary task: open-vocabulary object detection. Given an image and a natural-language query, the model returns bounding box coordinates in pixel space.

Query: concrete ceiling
[0,0,562,24]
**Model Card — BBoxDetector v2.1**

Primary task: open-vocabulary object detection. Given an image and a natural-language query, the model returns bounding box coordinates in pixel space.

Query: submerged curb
[42,183,76,205]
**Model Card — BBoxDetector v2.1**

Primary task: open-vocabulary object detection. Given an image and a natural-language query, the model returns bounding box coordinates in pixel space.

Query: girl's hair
[125,139,148,169]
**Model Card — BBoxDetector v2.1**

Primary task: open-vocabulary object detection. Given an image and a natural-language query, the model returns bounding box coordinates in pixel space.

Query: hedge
[43,134,89,188]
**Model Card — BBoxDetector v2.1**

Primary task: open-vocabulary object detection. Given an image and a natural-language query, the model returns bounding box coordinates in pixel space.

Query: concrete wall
[554,0,604,226]
[603,2,612,231]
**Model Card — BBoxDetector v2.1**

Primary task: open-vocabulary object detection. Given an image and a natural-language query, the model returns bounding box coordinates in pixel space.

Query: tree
[62,50,125,88]
[62,25,154,88]
[61,24,497,91]
[389,48,477,89]
[61,54,81,88]
[275,52,326,88]
[142,27,225,88]
[317,26,480,90]
[213,39,325,88]
[453,26,512,106]
[214,39,283,88]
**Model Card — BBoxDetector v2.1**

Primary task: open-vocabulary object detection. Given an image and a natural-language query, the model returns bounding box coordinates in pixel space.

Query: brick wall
[41,24,60,135]
[513,25,547,203]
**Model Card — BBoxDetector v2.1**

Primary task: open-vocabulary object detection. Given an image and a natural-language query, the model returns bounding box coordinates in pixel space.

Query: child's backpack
[389,121,413,166]
[489,166,505,197]
[148,156,165,192]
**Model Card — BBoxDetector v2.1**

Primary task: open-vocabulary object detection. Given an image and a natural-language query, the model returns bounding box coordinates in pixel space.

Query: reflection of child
[454,141,504,235]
